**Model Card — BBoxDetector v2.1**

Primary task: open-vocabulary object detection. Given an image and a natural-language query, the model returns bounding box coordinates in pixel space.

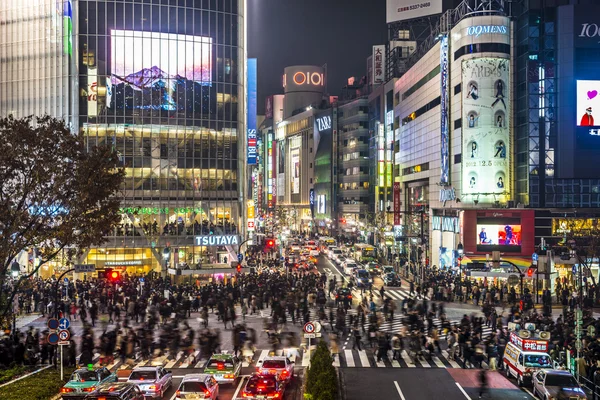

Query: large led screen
[477,224,522,246]
[576,80,600,127]
[108,30,212,113]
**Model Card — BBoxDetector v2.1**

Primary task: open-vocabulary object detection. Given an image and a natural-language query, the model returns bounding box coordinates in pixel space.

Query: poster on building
[462,58,510,201]
[386,0,443,23]
[393,182,401,226]
[439,35,450,185]
[291,148,300,194]
[87,67,98,116]
[265,95,273,119]
[247,201,255,231]
[247,58,258,164]
[372,45,386,85]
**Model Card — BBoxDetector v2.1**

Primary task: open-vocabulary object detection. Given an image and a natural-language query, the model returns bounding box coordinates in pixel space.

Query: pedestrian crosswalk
[93,346,471,370]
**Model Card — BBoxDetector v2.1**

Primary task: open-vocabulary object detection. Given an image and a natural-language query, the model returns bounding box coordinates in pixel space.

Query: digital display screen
[577,80,600,127]
[477,224,522,246]
[108,30,212,114]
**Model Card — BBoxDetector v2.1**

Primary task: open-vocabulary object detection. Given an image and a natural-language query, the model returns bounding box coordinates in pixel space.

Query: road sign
[304,333,316,339]
[573,265,577,275]
[58,330,70,341]
[303,322,315,334]
[58,318,70,330]
[237,253,244,263]
[532,253,538,261]
[48,332,59,345]
[58,341,70,346]
[64,277,69,283]
[139,277,145,283]
[47,318,59,330]
[313,321,322,333]
[74,264,95,273]
[588,325,596,337]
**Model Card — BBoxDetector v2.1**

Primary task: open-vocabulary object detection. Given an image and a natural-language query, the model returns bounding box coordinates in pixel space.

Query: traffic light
[527,267,536,277]
[265,238,275,248]
[236,265,242,274]
[106,268,121,282]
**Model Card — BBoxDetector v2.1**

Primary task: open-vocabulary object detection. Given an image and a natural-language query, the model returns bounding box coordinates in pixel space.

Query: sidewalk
[14,313,43,330]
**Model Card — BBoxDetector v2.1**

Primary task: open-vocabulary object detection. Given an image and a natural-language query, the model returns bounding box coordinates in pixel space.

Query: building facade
[0,0,247,277]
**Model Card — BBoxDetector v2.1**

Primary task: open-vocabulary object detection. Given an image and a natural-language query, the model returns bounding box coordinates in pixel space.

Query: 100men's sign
[194,235,240,246]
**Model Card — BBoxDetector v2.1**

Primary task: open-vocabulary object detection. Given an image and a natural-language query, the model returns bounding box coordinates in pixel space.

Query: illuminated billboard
[109,30,212,113]
[477,224,522,246]
[461,58,510,201]
[576,80,600,127]
[291,148,300,194]
[386,0,442,23]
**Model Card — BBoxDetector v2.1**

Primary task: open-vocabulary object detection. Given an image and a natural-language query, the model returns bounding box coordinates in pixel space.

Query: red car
[241,374,285,399]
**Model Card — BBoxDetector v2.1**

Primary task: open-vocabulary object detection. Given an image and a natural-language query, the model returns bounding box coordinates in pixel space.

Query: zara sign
[316,115,331,132]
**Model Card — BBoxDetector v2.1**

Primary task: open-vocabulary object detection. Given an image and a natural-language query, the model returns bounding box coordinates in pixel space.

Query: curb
[0,365,52,389]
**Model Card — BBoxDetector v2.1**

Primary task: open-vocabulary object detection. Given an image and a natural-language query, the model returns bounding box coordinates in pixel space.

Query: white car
[327,246,339,259]
[331,249,343,263]
[343,261,359,275]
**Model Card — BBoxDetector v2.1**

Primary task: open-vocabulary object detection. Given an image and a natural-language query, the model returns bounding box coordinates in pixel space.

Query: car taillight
[242,392,251,398]
[205,390,211,396]
[269,369,276,374]
[82,386,96,392]
[175,390,180,398]
[281,370,289,377]
[148,384,158,391]
[61,388,74,393]
[347,295,352,299]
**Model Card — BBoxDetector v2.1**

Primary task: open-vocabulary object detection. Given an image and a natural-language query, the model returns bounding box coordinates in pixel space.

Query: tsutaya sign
[194,235,240,246]
[466,25,508,37]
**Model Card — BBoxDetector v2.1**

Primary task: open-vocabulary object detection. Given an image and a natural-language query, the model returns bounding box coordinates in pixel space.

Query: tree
[0,116,125,326]
[304,340,338,400]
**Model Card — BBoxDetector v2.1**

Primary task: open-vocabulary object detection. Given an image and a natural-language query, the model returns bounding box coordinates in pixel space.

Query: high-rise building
[0,0,247,278]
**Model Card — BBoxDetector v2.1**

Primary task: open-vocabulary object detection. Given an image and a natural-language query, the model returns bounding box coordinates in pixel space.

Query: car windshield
[545,374,579,387]
[358,270,369,278]
[524,354,551,368]
[129,371,156,381]
[385,273,396,279]
[181,382,208,392]
[71,371,98,382]
[207,359,234,369]
[262,360,286,368]
[333,250,342,254]
[347,263,357,268]
[247,377,277,391]
[384,267,394,273]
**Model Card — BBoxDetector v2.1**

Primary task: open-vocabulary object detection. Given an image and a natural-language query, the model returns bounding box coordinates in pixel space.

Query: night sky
[247,0,388,114]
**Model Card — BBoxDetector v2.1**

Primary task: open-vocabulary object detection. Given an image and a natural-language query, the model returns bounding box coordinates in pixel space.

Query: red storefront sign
[393,182,401,225]
[509,332,548,352]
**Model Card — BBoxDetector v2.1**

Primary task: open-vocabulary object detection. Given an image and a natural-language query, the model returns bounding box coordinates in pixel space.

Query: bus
[353,243,377,263]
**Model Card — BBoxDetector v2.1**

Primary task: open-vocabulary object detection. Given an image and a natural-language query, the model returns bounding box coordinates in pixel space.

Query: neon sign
[194,236,240,246]
[283,72,324,87]
[466,25,508,37]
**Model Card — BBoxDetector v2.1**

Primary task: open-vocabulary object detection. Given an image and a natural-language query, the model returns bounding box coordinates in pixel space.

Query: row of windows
[342,151,369,161]
[343,167,368,176]
[402,162,429,176]
[401,96,441,125]
[340,182,369,190]
[340,121,368,133]
[402,65,440,101]
[453,43,510,61]
[80,0,239,15]
[342,137,369,147]
[339,106,368,119]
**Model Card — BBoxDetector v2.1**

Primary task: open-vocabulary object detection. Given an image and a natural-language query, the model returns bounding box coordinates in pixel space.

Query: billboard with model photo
[477,223,522,246]
[576,80,600,127]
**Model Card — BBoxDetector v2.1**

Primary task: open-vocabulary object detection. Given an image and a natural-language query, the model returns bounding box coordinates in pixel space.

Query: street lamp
[457,243,464,281]
[162,247,171,277]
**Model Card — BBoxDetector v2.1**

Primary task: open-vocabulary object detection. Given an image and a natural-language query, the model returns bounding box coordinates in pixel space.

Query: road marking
[394,381,406,400]
[232,376,246,400]
[302,347,311,367]
[344,350,355,367]
[325,258,349,282]
[441,350,461,368]
[431,355,445,368]
[401,350,415,367]
[358,350,370,367]
[165,351,183,369]
[376,357,386,367]
[333,354,340,367]
[257,350,270,366]
[523,388,535,398]
[455,382,472,400]
[390,358,401,367]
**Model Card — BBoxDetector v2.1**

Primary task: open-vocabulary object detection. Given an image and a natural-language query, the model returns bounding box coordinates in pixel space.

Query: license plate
[214,374,223,379]
[186,395,201,400]
[257,396,265,399]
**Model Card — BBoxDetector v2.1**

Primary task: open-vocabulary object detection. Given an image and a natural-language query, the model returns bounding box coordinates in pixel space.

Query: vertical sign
[372,45,386,85]
[265,95,273,119]
[309,189,315,218]
[63,0,73,56]
[247,58,258,164]
[393,182,401,226]
[291,148,300,194]
[87,68,98,116]
[462,58,510,201]
[439,35,450,185]
[247,201,255,231]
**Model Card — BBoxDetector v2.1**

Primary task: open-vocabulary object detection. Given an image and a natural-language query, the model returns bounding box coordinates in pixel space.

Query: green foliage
[0,366,76,400]
[0,115,125,321]
[0,364,35,385]
[305,340,339,400]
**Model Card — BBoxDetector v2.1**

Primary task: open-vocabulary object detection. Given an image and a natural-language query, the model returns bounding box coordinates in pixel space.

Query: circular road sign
[58,318,71,330]
[48,332,59,345]
[58,330,71,342]
[313,321,322,333]
[47,318,59,330]
[303,322,315,334]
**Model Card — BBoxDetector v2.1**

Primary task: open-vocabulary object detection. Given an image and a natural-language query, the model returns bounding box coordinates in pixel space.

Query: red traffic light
[266,238,275,247]
[111,271,119,279]
[527,267,535,277]
[105,268,121,282]
[236,265,242,273]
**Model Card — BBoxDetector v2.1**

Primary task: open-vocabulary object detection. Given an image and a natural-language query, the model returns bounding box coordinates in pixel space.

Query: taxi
[257,356,295,383]
[203,353,242,384]
[60,367,117,400]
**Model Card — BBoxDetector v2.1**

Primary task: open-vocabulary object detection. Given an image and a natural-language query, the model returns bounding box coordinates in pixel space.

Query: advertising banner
[393,182,401,226]
[247,58,258,165]
[291,148,300,194]
[265,95,273,119]
[87,67,98,116]
[574,6,600,49]
[462,58,510,201]
[247,201,255,231]
[372,45,386,86]
[386,0,442,23]
[576,80,600,128]
[309,189,315,217]
[439,35,450,185]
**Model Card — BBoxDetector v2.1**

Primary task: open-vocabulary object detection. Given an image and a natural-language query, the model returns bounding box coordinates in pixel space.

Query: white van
[503,341,553,386]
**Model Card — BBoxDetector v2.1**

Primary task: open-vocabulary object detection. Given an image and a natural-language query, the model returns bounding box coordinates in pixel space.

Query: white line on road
[394,381,406,400]
[325,258,349,283]
[344,350,355,367]
[523,388,536,398]
[232,376,247,400]
[455,382,472,400]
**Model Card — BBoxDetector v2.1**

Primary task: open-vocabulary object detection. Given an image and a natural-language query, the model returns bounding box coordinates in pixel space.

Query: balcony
[338,188,369,198]
[339,127,369,140]
[338,202,369,214]
[340,143,369,154]
[339,174,369,184]
[339,157,370,168]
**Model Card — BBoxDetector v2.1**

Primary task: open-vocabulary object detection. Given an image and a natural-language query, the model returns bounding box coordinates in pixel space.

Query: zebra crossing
[93,346,467,370]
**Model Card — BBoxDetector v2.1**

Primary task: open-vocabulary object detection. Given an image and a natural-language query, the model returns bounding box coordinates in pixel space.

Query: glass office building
[0,0,246,275]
